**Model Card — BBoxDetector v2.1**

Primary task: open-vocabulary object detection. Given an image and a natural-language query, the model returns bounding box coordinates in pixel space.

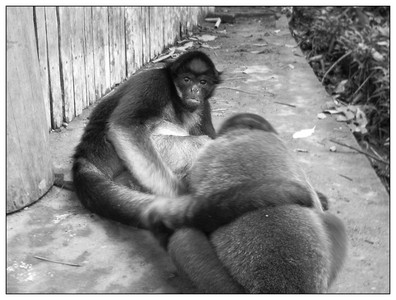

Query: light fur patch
[108,123,179,197]
[152,121,189,136]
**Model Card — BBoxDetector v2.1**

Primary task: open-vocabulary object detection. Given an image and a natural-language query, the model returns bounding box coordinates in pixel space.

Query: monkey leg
[209,205,347,293]
[322,211,348,286]
[168,228,245,293]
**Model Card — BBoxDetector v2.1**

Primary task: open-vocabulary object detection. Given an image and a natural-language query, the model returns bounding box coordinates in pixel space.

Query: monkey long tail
[72,158,156,227]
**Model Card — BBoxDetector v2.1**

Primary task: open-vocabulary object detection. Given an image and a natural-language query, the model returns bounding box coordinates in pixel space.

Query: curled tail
[72,158,156,227]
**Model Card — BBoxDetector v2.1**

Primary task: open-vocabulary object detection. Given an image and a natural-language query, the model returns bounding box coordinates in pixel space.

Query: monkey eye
[200,80,207,85]
[183,77,190,83]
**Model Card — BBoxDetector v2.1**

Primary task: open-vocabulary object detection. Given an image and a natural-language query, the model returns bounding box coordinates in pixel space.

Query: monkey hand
[142,195,194,232]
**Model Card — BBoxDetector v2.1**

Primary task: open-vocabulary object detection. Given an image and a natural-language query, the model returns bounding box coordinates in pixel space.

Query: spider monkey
[72,51,221,227]
[152,113,347,293]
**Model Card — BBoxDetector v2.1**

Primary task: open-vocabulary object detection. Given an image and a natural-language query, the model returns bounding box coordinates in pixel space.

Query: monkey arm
[189,101,216,138]
[168,228,245,293]
[107,123,184,197]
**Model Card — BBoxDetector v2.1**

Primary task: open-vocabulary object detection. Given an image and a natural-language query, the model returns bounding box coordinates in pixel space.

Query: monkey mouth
[186,98,201,106]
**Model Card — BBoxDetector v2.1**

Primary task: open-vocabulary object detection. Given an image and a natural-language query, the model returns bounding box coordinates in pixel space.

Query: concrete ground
[7,8,389,293]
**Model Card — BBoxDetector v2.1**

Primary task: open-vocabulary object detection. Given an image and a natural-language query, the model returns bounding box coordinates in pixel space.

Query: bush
[289,7,389,145]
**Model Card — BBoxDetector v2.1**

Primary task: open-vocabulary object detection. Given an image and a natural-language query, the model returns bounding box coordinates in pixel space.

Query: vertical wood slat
[45,7,63,128]
[7,7,54,212]
[142,7,150,65]
[71,7,86,116]
[58,7,75,122]
[34,7,51,131]
[84,7,95,105]
[92,7,111,98]
[109,7,126,87]
[125,7,136,76]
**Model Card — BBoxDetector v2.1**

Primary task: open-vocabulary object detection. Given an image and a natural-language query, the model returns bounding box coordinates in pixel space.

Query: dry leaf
[371,50,384,62]
[324,109,343,114]
[295,148,308,153]
[336,115,348,122]
[317,113,327,119]
[334,79,348,94]
[196,35,217,42]
[292,126,316,139]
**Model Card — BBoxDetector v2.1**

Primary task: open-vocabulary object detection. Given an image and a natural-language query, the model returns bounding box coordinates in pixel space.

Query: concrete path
[7,8,389,293]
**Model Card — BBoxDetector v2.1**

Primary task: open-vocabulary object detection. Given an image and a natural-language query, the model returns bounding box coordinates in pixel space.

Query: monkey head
[217,113,278,136]
[169,51,221,111]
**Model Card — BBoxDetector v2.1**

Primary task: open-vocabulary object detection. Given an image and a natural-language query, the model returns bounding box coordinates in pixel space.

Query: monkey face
[170,55,221,111]
[174,73,215,110]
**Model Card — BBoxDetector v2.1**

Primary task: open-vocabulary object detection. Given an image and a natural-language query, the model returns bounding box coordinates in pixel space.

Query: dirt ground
[7,7,389,293]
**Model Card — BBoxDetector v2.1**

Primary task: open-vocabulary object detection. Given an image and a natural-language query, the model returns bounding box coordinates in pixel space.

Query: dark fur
[72,51,220,227]
[144,113,324,233]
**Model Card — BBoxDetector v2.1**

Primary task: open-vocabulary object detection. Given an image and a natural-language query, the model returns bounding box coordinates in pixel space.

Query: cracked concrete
[7,7,389,293]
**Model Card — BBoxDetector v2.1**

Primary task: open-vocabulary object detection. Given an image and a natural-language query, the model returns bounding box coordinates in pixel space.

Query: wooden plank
[108,7,126,87]
[149,7,157,58]
[165,7,175,46]
[134,7,143,71]
[142,7,151,65]
[34,7,51,131]
[84,7,96,105]
[155,7,164,56]
[119,7,126,81]
[45,7,63,128]
[7,7,54,212]
[58,7,75,122]
[172,7,181,42]
[125,7,136,76]
[92,7,110,97]
[71,7,86,115]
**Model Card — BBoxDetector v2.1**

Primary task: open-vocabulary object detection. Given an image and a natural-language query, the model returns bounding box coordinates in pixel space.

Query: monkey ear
[213,69,223,84]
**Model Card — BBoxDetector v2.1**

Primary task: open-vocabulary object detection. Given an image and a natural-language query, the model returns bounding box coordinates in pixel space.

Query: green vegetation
[288,7,389,190]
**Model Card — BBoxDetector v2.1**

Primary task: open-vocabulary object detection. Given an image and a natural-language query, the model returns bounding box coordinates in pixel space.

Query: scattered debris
[323,104,369,134]
[196,34,217,42]
[152,48,176,63]
[205,17,222,29]
[329,139,389,165]
[295,148,308,153]
[274,101,296,108]
[34,255,81,267]
[212,108,227,112]
[338,174,353,181]
[292,126,316,139]
[217,86,257,95]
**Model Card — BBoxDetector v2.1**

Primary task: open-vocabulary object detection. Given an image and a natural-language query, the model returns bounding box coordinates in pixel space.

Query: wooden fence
[6,6,213,213]
[33,6,213,130]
